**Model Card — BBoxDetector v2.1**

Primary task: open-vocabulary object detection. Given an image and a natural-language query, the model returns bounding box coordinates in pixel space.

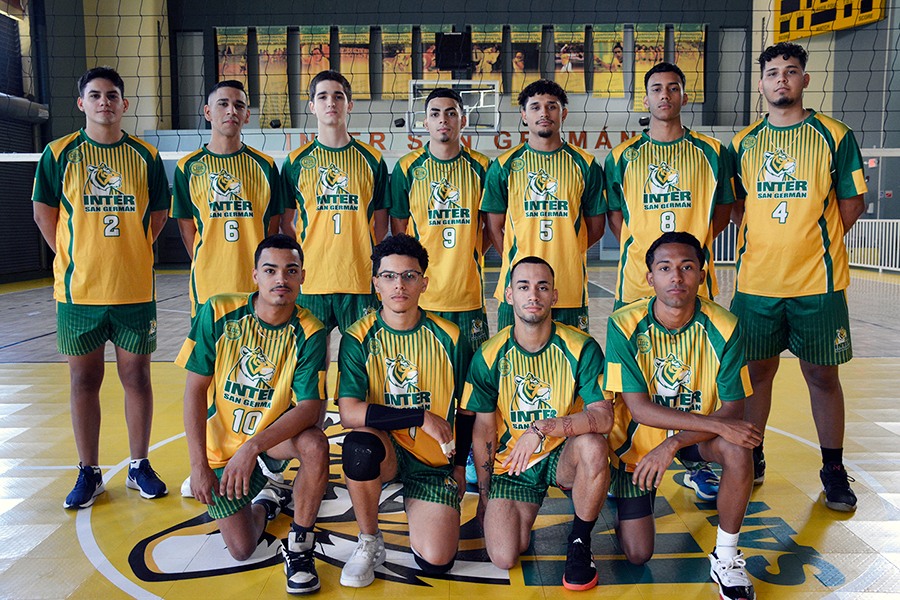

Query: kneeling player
[604,232,761,600]
[463,257,612,591]
[177,234,329,594]
[336,234,473,587]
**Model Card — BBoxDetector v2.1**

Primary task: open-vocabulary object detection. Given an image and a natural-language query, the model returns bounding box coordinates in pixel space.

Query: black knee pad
[616,491,656,521]
[342,431,385,481]
[413,548,455,575]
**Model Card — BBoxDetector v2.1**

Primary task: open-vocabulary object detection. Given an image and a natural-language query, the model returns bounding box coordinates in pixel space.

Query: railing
[712,219,900,273]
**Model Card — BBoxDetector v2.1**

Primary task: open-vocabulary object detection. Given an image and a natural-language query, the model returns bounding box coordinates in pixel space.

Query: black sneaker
[63,463,105,509]
[282,530,320,594]
[562,537,598,591]
[752,446,765,485]
[820,462,857,512]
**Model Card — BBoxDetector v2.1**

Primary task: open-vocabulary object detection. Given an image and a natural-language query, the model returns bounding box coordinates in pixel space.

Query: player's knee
[297,427,328,456]
[413,548,456,575]
[342,431,386,481]
[226,537,258,562]
[487,548,519,571]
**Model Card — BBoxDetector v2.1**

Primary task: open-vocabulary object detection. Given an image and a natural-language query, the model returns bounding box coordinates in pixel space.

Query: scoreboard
[776,0,885,42]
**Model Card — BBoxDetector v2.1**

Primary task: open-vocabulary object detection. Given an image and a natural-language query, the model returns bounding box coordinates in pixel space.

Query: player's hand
[421,411,454,457]
[452,465,467,500]
[501,430,540,476]
[716,418,763,449]
[633,440,678,492]
[219,444,257,501]
[190,464,220,506]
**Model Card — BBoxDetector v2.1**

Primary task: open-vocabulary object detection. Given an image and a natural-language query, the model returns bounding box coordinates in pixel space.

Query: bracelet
[528,422,546,441]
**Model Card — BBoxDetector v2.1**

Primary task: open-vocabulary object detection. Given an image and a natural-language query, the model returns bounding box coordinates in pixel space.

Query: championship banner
[339,25,371,99]
[775,0,886,42]
[554,24,585,94]
[382,25,412,100]
[216,27,248,86]
[421,24,453,82]
[592,24,624,98]
[471,25,502,90]
[633,24,665,111]
[299,26,330,99]
[257,26,290,129]
[510,24,541,100]
[674,24,706,103]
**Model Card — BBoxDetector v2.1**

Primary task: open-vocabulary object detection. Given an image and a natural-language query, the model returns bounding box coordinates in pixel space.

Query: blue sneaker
[685,466,720,501]
[126,459,168,499]
[465,451,477,485]
[63,463,105,509]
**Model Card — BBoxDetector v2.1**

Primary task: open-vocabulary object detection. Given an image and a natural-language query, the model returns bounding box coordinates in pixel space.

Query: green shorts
[391,437,460,511]
[430,308,490,352]
[489,443,565,505]
[207,453,289,520]
[299,292,380,334]
[56,301,157,356]
[730,290,852,365]
[611,445,704,499]
[497,303,589,333]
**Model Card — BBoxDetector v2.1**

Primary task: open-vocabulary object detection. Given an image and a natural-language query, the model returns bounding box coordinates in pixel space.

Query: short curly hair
[371,234,429,275]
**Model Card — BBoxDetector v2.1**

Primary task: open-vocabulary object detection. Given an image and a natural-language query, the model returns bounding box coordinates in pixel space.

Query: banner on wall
[471,24,502,91]
[216,27,248,86]
[421,24,453,82]
[257,26,290,129]
[674,24,706,103]
[339,25,370,99]
[382,25,412,100]
[633,24,665,111]
[554,24,585,94]
[775,0,885,42]
[592,24,624,98]
[299,26,330,99]
[510,24,541,100]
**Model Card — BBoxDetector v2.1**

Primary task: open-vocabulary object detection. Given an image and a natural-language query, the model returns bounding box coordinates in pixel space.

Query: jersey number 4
[772,201,789,224]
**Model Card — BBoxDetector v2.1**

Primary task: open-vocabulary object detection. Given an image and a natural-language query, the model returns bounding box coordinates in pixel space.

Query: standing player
[390,88,492,351]
[482,79,605,333]
[32,67,170,509]
[729,42,867,511]
[463,256,612,591]
[172,80,283,321]
[605,62,733,499]
[280,70,388,387]
[335,234,473,587]
[604,232,760,600]
[177,234,329,595]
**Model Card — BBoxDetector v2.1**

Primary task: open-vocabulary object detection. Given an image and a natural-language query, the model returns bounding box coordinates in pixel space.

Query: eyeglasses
[376,270,423,283]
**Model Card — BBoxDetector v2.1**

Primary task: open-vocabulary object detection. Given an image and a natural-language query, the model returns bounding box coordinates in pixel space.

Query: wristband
[528,422,546,441]
[365,403,426,430]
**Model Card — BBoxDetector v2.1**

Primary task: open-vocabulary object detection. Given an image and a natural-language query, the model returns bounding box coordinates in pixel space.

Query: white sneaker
[180,476,193,498]
[340,531,386,588]
[709,551,756,600]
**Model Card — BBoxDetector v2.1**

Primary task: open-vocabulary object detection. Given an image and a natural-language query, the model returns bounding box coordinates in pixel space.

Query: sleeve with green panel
[603,151,624,211]
[280,155,300,210]
[727,141,747,200]
[715,323,749,402]
[480,157,509,213]
[582,156,607,216]
[460,348,499,413]
[147,151,171,212]
[715,143,736,206]
[170,161,193,219]
[179,300,222,376]
[388,160,412,219]
[32,145,63,207]
[834,128,868,199]
[336,332,370,401]
[291,327,327,401]
[602,317,650,394]
[575,337,606,404]
[267,157,286,217]
[371,157,389,212]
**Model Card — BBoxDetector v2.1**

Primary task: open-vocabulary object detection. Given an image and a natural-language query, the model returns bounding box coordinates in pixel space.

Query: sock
[821,447,843,467]
[129,458,146,469]
[568,514,596,544]
[715,526,740,560]
[291,522,313,536]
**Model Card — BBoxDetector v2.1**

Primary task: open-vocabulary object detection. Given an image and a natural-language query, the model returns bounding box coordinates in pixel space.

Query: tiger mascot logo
[645,161,680,194]
[652,353,692,397]
[84,162,122,195]
[385,353,419,394]
[317,163,349,195]
[511,372,552,412]
[525,169,559,203]
[208,169,243,205]
[429,177,462,210]
[227,346,276,388]
[758,149,797,182]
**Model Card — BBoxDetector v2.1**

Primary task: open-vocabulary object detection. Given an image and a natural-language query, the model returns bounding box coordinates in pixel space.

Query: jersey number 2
[103,215,120,237]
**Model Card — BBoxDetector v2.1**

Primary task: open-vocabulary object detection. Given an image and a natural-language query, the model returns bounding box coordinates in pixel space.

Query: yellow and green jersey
[481,142,605,308]
[603,297,751,472]
[606,129,733,304]
[172,145,284,317]
[175,292,326,469]
[281,138,388,295]
[336,310,472,468]
[729,111,867,297]
[462,323,606,474]
[31,129,170,305]
[390,144,491,312]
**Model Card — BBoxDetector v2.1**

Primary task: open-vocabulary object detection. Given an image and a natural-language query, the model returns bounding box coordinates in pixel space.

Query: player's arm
[471,410,497,525]
[606,210,623,242]
[586,214,606,248]
[730,197,745,228]
[373,208,389,244]
[183,371,219,505]
[280,208,297,238]
[267,215,280,236]
[338,395,454,455]
[712,203,732,237]
[390,217,408,236]
[150,210,168,243]
[484,212,505,256]
[33,202,59,253]
[176,219,197,259]
[838,194,866,233]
